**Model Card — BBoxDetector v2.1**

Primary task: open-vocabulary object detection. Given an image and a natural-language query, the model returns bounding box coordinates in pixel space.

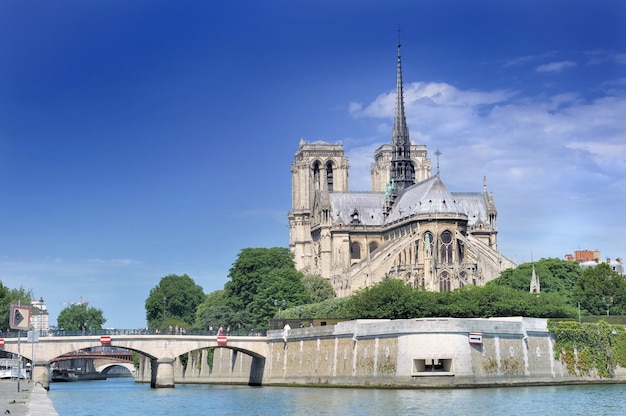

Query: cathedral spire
[392,42,409,148]
[389,40,415,194]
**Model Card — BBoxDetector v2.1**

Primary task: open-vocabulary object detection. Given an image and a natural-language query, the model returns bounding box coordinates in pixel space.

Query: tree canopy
[340,277,578,320]
[57,304,106,331]
[489,258,581,297]
[573,262,626,315]
[220,247,310,330]
[302,274,336,304]
[145,274,205,329]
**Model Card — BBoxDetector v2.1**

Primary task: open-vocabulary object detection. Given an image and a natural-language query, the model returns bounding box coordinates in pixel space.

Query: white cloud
[535,61,577,73]
[342,79,626,261]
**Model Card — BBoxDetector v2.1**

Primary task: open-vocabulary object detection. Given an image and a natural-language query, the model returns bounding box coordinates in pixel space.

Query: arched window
[440,230,453,263]
[350,242,361,260]
[312,161,321,191]
[369,242,378,254]
[326,161,334,192]
[439,272,451,292]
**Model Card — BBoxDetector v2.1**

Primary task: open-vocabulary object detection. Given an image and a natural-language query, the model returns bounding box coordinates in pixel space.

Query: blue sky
[1,1,624,329]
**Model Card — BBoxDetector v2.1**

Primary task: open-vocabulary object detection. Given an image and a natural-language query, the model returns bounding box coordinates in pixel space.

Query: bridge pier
[151,358,175,388]
[249,356,266,385]
[33,361,50,390]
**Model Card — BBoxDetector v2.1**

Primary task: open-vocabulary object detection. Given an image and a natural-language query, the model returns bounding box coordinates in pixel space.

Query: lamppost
[274,299,285,318]
[39,302,43,336]
[162,297,167,328]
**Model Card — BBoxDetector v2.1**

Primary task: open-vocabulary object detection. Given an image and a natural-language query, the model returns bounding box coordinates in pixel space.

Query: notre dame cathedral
[288,44,516,297]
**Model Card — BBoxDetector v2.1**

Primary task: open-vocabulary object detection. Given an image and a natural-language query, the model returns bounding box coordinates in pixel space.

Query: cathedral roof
[385,174,486,226]
[329,192,385,226]
[451,191,490,227]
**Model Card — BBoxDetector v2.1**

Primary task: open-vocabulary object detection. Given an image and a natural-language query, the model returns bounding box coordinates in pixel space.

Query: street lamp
[162,297,167,327]
[274,299,285,318]
[39,299,43,336]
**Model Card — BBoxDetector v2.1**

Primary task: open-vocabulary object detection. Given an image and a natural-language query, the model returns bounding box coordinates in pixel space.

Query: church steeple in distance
[390,39,415,193]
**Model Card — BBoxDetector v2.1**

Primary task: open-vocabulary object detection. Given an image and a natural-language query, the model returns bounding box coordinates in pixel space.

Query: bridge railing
[0,328,267,338]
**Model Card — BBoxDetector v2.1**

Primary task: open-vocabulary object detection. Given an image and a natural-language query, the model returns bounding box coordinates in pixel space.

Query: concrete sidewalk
[0,380,58,416]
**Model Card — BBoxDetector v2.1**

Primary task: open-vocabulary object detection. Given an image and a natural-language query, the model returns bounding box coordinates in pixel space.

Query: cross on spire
[434,149,442,174]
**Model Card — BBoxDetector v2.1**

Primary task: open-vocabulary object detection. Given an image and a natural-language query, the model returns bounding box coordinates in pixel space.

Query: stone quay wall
[263,317,626,387]
[135,317,626,388]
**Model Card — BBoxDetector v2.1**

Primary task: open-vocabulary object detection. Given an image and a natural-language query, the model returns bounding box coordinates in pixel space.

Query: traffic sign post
[10,304,31,392]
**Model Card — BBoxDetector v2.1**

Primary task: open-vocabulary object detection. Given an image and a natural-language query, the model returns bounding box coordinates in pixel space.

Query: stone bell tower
[288,139,349,272]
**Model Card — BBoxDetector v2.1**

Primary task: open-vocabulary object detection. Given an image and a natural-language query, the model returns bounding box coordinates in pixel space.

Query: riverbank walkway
[0,380,58,416]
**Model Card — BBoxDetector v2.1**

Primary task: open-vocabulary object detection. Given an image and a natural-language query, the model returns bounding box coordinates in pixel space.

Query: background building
[30,297,50,335]
[566,250,625,275]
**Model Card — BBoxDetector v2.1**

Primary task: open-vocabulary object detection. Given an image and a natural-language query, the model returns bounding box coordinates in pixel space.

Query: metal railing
[0,328,267,338]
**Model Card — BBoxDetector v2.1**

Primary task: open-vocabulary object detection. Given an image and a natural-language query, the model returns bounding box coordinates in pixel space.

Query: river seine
[49,378,626,415]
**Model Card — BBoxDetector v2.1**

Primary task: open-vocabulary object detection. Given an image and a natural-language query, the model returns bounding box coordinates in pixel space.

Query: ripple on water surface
[49,378,626,416]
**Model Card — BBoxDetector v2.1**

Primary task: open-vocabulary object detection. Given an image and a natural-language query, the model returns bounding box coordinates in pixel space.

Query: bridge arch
[2,335,269,389]
[97,362,135,374]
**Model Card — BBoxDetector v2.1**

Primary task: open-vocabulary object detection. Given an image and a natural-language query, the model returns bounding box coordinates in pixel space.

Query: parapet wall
[263,317,624,387]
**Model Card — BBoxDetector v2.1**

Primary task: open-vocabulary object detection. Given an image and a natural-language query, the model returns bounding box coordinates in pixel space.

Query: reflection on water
[49,378,626,416]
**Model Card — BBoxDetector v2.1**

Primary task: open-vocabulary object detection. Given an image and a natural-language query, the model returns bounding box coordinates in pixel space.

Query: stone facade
[288,45,515,297]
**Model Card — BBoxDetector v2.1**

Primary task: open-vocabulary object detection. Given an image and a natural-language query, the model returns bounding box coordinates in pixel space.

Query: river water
[48,378,626,416]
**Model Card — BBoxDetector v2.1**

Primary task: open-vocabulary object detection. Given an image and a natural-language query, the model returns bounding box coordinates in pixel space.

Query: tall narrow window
[312,161,321,191]
[350,242,361,260]
[369,242,378,254]
[439,272,451,292]
[326,161,334,192]
[440,231,453,263]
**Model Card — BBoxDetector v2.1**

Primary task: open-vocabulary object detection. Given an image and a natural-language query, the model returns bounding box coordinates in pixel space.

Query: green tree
[223,247,309,329]
[194,290,235,330]
[57,304,106,331]
[345,278,416,319]
[490,258,581,297]
[302,274,336,303]
[253,268,310,321]
[573,263,626,315]
[145,274,205,330]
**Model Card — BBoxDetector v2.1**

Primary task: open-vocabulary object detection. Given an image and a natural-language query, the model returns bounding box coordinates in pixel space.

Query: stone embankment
[0,380,58,416]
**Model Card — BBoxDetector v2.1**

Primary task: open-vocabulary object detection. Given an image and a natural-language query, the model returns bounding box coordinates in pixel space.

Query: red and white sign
[469,333,483,344]
[0,338,4,348]
[100,335,111,345]
[216,335,227,346]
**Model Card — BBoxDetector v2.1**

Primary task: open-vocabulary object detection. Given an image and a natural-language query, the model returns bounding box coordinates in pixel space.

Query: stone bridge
[2,334,268,390]
[2,318,597,390]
